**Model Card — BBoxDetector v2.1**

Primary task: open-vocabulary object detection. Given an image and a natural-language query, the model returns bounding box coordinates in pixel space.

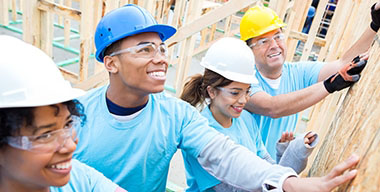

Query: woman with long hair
[180,37,318,191]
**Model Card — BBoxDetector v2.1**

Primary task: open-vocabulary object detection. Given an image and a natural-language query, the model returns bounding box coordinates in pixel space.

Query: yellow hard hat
[240,5,286,41]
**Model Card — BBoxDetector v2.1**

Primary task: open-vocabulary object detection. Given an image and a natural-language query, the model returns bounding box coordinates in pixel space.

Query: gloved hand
[370,2,380,32]
[324,56,368,93]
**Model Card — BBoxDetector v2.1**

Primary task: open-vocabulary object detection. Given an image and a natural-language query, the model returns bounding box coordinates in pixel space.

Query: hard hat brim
[0,87,85,108]
[200,61,258,85]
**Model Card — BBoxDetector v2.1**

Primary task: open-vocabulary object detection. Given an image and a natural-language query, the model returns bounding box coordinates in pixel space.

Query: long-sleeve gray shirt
[199,132,318,192]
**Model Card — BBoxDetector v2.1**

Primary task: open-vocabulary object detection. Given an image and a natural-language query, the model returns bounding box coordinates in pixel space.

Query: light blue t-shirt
[50,159,118,192]
[182,107,268,191]
[251,61,324,158]
[73,85,219,192]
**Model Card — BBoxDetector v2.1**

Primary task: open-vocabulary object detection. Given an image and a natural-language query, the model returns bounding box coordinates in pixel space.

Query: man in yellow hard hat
[241,2,380,158]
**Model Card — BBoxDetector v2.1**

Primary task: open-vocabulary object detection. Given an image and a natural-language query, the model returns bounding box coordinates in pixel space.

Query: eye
[137,47,151,53]
[274,34,284,41]
[229,91,240,96]
[159,46,167,54]
[34,132,53,142]
[64,119,74,129]
[258,38,269,45]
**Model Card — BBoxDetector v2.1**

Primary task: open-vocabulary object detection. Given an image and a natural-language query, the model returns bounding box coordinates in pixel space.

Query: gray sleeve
[276,142,289,163]
[278,132,319,174]
[197,133,297,192]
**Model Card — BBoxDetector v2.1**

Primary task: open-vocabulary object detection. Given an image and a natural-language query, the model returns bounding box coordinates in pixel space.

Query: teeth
[268,52,281,58]
[148,71,166,77]
[50,160,71,169]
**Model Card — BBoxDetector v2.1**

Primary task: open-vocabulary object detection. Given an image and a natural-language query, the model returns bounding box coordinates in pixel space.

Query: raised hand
[279,131,295,143]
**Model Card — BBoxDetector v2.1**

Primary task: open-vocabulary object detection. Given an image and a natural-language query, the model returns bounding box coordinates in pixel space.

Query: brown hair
[180,69,233,107]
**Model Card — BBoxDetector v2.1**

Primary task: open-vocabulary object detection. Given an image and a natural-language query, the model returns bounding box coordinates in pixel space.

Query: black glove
[323,73,357,93]
[370,3,380,32]
[347,56,367,75]
[323,57,367,93]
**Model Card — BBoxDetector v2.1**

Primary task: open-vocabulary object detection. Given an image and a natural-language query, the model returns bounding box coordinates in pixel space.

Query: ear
[206,86,217,100]
[104,55,120,74]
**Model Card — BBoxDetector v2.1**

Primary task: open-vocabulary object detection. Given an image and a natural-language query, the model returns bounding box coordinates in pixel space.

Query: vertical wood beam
[64,0,72,47]
[300,0,329,61]
[23,0,41,47]
[0,0,9,25]
[79,0,94,81]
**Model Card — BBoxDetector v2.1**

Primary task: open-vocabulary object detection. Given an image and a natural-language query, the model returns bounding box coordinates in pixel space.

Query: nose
[56,131,77,153]
[237,94,249,104]
[268,38,280,49]
[152,51,168,66]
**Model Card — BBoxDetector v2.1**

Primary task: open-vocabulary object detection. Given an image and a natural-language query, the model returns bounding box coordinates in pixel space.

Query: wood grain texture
[308,41,380,192]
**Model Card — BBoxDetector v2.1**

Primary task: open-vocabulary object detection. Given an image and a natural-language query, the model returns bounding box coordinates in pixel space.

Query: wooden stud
[174,0,203,96]
[284,0,312,61]
[74,69,109,90]
[22,0,41,47]
[318,0,353,61]
[59,67,79,84]
[11,0,17,21]
[79,0,94,82]
[104,0,119,15]
[0,0,9,25]
[64,0,72,48]
[40,9,54,56]
[223,15,232,37]
[57,0,63,25]
[38,0,81,21]
[300,0,329,61]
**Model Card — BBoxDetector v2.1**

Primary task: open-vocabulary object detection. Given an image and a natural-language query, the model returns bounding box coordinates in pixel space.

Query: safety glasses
[7,117,80,153]
[110,42,168,58]
[217,87,252,99]
[249,33,285,48]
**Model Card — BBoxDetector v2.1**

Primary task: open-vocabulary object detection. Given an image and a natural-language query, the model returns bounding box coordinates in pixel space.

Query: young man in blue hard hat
[241,2,380,159]
[73,4,360,192]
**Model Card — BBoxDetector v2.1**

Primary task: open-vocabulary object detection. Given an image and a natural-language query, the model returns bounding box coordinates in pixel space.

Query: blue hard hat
[95,4,177,62]
[308,6,316,18]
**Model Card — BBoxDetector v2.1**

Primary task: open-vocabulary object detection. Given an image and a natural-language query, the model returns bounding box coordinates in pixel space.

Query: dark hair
[246,38,253,46]
[103,38,124,58]
[180,69,233,107]
[0,100,85,148]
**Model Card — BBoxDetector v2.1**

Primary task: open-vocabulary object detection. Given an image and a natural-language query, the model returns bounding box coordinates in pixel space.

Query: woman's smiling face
[0,104,78,191]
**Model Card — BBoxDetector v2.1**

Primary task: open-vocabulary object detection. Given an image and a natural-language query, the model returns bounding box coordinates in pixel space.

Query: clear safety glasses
[6,117,80,153]
[110,42,168,58]
[217,87,252,99]
[249,33,285,49]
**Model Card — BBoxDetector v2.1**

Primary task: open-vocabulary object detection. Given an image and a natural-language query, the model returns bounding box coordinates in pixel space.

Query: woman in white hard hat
[0,35,126,192]
[180,37,355,192]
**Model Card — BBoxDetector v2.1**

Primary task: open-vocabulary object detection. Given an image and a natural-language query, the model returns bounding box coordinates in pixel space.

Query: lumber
[308,42,380,191]
[78,0,93,82]
[166,0,257,46]
[38,0,81,21]
[0,0,9,25]
[300,0,329,61]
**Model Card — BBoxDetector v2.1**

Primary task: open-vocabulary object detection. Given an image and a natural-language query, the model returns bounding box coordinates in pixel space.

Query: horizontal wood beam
[288,30,326,47]
[166,0,257,46]
[59,67,79,83]
[74,69,109,91]
[38,0,81,21]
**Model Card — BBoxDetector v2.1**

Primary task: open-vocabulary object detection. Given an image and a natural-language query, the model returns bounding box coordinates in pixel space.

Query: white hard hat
[200,37,258,84]
[0,35,84,108]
